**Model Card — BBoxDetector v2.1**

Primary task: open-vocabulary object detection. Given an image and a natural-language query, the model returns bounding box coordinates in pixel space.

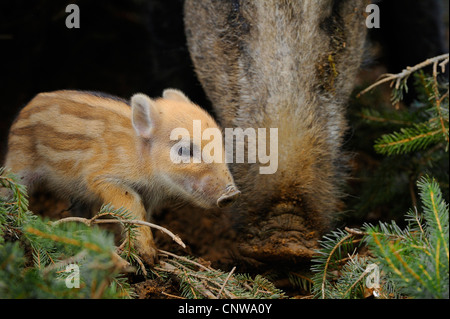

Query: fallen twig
[357,53,449,97]
[53,216,186,248]
[217,266,236,299]
[158,249,211,271]
[155,261,218,299]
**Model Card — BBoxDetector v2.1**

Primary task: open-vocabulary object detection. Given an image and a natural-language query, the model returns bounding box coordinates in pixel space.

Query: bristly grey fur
[184,0,368,261]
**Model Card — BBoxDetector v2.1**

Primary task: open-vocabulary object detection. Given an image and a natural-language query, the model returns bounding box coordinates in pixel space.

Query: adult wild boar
[184,0,367,262]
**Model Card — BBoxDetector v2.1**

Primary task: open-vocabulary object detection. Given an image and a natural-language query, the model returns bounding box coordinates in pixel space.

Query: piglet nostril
[217,186,241,208]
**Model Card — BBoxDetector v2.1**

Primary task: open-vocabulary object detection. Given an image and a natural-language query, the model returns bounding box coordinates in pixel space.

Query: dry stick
[169,259,222,289]
[217,266,236,299]
[52,216,185,277]
[92,278,111,299]
[439,57,449,72]
[157,253,236,297]
[156,261,217,299]
[432,58,449,143]
[439,90,449,105]
[158,259,235,299]
[344,227,366,236]
[53,216,186,248]
[161,291,186,299]
[322,227,368,299]
[357,53,450,97]
[321,232,354,299]
[114,237,147,276]
[158,249,211,271]
[42,250,88,276]
[343,262,376,298]
[132,254,147,276]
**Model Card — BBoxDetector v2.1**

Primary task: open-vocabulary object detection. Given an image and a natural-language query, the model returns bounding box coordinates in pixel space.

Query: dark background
[0,0,211,162]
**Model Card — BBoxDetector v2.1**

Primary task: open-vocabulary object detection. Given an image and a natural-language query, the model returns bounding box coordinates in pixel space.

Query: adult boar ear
[131,93,158,139]
[162,88,191,103]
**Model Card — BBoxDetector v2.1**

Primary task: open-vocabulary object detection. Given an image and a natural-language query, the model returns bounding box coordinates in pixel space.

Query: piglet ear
[131,93,158,139]
[162,88,191,103]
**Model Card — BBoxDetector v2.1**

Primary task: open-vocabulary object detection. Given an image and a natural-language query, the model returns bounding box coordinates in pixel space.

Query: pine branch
[0,167,29,225]
[359,107,415,126]
[374,123,444,155]
[357,54,449,156]
[312,176,449,299]
[0,169,134,298]
[311,228,364,298]
[365,176,449,298]
[432,57,450,144]
[154,252,286,299]
[357,53,449,98]
[417,176,449,261]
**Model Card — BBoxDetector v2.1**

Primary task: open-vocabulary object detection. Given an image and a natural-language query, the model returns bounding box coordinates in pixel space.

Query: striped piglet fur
[4,89,240,264]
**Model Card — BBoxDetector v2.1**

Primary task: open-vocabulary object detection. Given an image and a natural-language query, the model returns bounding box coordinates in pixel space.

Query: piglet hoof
[138,245,159,267]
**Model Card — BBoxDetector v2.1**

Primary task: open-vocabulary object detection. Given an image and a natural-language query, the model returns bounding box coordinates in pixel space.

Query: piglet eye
[178,146,194,157]
[177,142,196,158]
[189,142,195,157]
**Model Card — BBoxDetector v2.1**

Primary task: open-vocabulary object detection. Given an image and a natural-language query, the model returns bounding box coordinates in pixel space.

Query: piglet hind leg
[88,179,158,266]
[2,153,43,199]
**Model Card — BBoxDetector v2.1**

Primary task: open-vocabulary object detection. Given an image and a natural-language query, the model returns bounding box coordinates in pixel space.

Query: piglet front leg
[88,179,158,265]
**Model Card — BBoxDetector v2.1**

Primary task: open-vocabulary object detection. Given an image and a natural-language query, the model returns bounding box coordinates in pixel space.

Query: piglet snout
[217,184,241,208]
